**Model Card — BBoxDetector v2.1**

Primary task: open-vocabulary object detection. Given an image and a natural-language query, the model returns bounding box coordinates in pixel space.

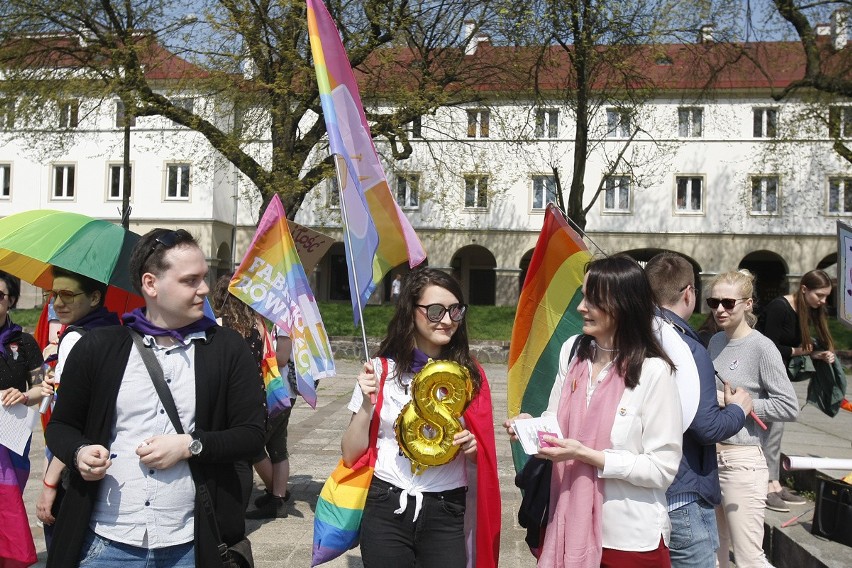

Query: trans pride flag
[229,194,335,409]
[507,204,591,472]
[307,0,426,325]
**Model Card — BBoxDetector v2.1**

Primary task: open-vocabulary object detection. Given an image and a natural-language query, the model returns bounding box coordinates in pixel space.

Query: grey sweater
[708,330,799,446]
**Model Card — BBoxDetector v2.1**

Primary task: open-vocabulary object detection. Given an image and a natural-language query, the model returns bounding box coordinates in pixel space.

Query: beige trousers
[715,445,769,568]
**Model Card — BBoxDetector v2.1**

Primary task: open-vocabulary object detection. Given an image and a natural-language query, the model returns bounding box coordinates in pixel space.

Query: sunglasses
[43,289,86,303]
[0,291,7,301]
[706,297,749,310]
[416,303,467,323]
[141,229,192,268]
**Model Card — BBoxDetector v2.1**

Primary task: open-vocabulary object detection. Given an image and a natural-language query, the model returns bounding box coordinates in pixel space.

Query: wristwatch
[188,433,203,458]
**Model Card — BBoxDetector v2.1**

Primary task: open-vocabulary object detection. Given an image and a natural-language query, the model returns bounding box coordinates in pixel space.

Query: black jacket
[45,325,265,567]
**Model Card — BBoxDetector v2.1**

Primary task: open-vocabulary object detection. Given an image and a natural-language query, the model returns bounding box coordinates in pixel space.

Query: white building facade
[1,35,850,310]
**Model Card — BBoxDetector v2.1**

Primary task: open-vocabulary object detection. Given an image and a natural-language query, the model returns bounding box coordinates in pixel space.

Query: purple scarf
[64,306,121,332]
[122,308,217,343]
[0,318,22,358]
[411,348,431,373]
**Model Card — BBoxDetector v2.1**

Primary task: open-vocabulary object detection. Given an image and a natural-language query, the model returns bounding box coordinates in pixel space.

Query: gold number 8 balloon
[394,360,474,474]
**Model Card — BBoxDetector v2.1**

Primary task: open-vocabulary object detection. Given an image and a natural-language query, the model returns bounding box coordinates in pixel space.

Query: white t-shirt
[55,330,84,384]
[347,357,467,493]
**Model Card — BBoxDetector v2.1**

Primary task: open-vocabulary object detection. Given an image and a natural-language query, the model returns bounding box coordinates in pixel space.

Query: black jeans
[360,477,467,568]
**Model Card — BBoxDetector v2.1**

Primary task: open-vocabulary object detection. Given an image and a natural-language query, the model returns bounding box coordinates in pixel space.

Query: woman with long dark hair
[340,267,500,568]
[506,255,683,567]
[756,269,836,511]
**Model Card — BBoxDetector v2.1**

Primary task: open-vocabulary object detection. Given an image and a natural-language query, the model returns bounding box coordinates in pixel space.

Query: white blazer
[544,338,683,551]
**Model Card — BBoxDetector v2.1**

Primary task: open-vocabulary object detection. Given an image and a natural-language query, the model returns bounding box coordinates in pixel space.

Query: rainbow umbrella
[0,209,139,292]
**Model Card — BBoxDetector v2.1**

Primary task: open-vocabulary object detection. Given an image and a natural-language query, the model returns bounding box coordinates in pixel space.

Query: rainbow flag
[307,0,426,325]
[260,325,294,417]
[229,194,335,409]
[507,204,591,472]
[312,458,375,565]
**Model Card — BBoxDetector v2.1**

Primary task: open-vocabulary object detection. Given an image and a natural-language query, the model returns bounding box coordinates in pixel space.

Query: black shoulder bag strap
[129,330,231,562]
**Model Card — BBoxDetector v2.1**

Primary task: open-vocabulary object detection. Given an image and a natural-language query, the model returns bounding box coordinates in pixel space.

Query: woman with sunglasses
[0,270,45,568]
[36,268,119,542]
[340,267,500,568]
[706,270,797,568]
[506,255,683,567]
[755,269,836,513]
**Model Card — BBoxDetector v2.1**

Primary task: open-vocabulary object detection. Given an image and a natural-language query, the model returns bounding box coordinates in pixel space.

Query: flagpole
[333,156,371,362]
[552,204,609,257]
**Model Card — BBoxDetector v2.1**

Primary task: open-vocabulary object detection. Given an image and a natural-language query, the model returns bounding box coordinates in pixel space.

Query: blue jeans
[668,499,720,568]
[78,529,195,568]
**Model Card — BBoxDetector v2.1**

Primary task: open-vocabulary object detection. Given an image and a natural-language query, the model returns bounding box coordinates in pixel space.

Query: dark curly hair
[0,270,21,309]
[212,273,256,338]
[375,267,481,393]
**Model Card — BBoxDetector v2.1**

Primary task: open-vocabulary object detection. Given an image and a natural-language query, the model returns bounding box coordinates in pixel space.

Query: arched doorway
[622,249,703,313]
[738,251,788,312]
[380,260,428,303]
[323,242,350,302]
[215,243,232,281]
[451,245,497,305]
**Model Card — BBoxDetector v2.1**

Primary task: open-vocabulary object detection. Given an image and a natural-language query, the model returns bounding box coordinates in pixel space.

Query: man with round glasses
[44,229,265,568]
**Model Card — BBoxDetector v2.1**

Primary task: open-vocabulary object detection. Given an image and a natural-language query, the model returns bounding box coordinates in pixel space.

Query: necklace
[592,339,618,353]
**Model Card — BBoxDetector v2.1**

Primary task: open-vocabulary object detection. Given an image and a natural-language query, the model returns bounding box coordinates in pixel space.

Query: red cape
[464,367,501,568]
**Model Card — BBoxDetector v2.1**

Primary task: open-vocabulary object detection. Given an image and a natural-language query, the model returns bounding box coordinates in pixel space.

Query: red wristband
[43,479,58,489]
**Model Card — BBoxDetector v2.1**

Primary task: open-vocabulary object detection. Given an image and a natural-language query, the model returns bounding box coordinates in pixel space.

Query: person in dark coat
[45,229,265,568]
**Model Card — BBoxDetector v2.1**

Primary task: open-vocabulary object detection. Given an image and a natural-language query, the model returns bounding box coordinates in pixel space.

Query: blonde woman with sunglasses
[706,270,798,568]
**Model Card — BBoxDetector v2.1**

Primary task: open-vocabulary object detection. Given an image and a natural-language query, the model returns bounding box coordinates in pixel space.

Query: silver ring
[88,466,93,473]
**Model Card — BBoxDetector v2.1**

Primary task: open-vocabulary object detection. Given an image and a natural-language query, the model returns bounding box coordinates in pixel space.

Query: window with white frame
[0,164,10,198]
[464,175,488,208]
[753,108,777,138]
[408,116,422,139]
[828,177,852,214]
[327,176,339,208]
[535,109,558,138]
[675,176,703,213]
[606,108,631,138]
[0,99,15,129]
[829,106,852,138]
[58,99,80,128]
[750,176,779,214]
[466,109,490,138]
[165,164,190,200]
[603,175,631,213]
[115,100,136,128]
[532,175,557,210]
[108,164,132,201]
[395,174,419,209]
[678,107,703,137]
[52,165,75,200]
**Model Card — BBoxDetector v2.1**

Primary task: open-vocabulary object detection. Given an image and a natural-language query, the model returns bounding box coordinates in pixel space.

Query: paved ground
[21,359,852,567]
